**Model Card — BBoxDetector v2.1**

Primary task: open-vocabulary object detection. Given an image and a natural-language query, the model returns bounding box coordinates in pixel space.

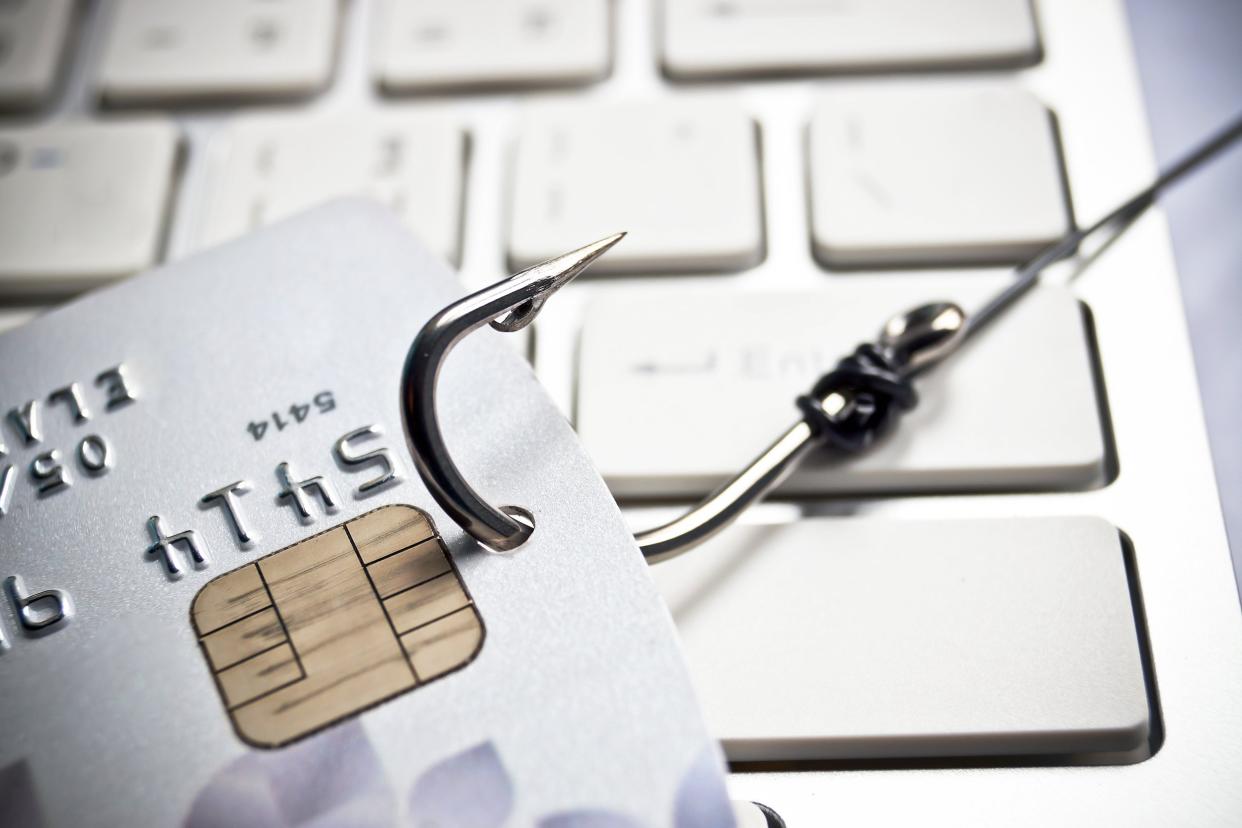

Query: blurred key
[374,0,611,92]
[98,0,338,104]
[574,282,1106,497]
[0,0,73,108]
[661,0,1039,79]
[509,99,763,273]
[194,114,465,264]
[653,516,1150,761]
[0,121,178,296]
[808,81,1071,267]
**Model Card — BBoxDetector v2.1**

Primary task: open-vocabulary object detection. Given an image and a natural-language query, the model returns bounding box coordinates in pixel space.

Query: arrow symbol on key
[631,353,717,375]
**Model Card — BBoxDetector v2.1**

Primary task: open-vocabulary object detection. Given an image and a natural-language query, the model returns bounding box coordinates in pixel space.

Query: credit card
[0,201,732,827]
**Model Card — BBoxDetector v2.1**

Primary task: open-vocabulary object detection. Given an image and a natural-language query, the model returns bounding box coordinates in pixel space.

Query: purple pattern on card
[538,811,644,828]
[407,741,514,828]
[185,722,395,828]
[674,744,736,828]
[186,727,732,828]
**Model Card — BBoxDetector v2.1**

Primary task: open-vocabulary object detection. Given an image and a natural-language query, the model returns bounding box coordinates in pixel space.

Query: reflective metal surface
[636,301,966,563]
[401,233,624,552]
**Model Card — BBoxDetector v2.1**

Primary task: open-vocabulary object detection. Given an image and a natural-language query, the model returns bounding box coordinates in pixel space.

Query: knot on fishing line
[796,343,918,454]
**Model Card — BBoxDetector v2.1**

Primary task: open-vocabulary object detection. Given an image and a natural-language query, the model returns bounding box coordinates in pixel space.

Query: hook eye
[879,301,967,374]
[490,298,542,333]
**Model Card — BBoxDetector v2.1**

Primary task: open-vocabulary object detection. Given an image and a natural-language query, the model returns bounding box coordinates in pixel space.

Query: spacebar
[651,516,1152,762]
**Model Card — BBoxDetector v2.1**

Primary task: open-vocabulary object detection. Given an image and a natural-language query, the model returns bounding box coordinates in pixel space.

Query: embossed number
[246,392,337,442]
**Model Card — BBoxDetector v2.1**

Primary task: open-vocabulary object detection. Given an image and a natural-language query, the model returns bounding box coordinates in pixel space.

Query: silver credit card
[0,202,730,827]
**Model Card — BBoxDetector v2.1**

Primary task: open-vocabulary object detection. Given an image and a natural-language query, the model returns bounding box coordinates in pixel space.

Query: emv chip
[191,505,484,748]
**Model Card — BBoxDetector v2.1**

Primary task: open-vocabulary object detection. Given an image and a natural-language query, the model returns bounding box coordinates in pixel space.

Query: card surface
[0,202,732,827]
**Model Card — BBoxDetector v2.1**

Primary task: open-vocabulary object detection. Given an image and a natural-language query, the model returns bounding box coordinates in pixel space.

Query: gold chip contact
[191,505,484,748]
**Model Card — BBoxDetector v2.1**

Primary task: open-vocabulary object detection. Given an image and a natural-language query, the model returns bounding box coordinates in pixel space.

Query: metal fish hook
[402,110,1242,560]
[399,232,964,558]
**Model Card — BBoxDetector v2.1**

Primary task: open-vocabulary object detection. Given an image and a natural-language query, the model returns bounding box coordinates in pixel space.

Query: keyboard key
[808,82,1071,267]
[652,516,1150,761]
[0,0,73,108]
[574,281,1106,496]
[661,0,1039,79]
[374,0,611,92]
[509,99,763,273]
[98,0,338,104]
[194,114,465,265]
[0,121,178,295]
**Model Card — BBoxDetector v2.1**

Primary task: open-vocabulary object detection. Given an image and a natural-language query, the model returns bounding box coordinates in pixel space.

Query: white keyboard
[4,1,1241,824]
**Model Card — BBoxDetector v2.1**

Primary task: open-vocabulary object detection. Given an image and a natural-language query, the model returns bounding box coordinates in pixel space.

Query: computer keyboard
[3,0,1241,824]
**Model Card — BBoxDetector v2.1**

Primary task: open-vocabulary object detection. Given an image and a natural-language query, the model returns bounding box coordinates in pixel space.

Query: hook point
[490,232,627,332]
